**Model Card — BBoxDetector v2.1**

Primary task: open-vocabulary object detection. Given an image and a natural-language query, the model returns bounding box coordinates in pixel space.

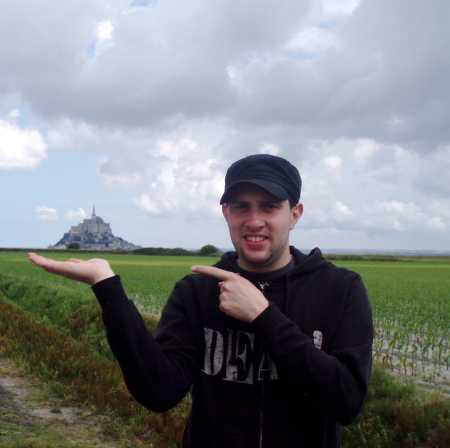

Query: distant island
[49,206,141,250]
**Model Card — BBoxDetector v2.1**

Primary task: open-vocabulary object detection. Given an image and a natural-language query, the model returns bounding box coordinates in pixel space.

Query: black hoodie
[92,247,373,448]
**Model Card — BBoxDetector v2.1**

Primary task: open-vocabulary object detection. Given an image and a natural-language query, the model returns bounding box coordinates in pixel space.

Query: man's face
[222,183,303,273]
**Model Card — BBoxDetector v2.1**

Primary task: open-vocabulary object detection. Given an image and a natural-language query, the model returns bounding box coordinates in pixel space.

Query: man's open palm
[28,253,115,286]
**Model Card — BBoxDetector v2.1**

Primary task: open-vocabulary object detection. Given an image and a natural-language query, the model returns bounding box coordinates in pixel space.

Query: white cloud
[97,20,113,40]
[364,201,426,231]
[352,139,378,165]
[319,0,361,17]
[88,19,115,58]
[47,120,102,152]
[301,207,328,227]
[7,109,20,121]
[35,206,58,221]
[259,142,280,155]
[324,155,342,170]
[286,26,339,54]
[0,119,47,169]
[332,201,354,221]
[131,140,225,219]
[151,139,198,162]
[383,201,420,215]
[100,172,143,188]
[134,194,162,215]
[65,208,87,221]
[427,217,447,230]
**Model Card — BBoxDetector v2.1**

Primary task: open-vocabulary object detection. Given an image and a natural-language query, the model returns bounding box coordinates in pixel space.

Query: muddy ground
[0,357,125,447]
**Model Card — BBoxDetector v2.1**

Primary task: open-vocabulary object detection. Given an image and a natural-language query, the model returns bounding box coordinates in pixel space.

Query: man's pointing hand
[191,265,268,323]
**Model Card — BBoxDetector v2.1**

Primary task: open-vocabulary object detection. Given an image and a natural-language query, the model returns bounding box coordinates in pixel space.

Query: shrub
[198,244,219,256]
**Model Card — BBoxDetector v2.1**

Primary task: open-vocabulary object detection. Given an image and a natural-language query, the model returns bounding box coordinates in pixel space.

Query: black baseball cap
[220,154,302,205]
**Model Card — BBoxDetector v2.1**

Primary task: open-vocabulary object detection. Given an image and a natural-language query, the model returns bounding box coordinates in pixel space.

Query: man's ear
[290,203,303,230]
[222,203,229,222]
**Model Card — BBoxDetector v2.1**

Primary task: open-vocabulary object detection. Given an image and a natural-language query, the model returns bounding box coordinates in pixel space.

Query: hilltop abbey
[50,206,140,250]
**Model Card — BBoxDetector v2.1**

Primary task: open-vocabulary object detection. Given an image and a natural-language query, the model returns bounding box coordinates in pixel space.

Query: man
[29,154,373,448]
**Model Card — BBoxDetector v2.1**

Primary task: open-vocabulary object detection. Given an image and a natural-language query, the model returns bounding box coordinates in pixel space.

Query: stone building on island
[49,206,141,250]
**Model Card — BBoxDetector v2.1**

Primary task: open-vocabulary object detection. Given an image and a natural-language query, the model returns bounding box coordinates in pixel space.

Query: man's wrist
[249,300,269,323]
[91,269,116,285]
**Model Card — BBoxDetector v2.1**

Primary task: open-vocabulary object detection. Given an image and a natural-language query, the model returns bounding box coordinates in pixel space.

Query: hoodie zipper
[257,281,269,448]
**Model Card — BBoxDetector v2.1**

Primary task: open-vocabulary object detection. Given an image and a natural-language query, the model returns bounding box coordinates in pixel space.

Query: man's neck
[236,255,295,279]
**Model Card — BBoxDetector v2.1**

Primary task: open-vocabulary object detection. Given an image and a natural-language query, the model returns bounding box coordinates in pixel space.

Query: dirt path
[0,357,125,447]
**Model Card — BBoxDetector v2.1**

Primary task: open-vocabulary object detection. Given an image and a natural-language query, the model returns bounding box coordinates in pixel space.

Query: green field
[1,251,450,447]
[337,259,450,382]
[1,251,449,382]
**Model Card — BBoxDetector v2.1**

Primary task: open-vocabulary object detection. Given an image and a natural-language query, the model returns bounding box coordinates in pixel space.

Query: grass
[0,295,189,448]
[343,365,450,447]
[337,260,450,382]
[1,251,450,447]
[0,415,122,448]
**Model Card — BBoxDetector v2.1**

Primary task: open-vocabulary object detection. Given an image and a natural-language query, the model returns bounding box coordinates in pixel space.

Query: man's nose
[245,210,264,228]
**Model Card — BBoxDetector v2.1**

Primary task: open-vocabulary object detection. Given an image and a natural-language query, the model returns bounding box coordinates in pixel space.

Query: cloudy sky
[1,0,449,253]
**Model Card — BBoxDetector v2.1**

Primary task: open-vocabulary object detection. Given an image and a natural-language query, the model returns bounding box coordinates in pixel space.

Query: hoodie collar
[216,246,322,283]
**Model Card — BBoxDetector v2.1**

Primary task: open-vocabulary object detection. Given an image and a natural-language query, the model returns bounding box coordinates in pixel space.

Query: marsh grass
[0,291,188,448]
[343,364,450,447]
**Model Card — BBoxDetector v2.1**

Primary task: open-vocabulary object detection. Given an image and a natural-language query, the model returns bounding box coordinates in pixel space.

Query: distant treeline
[0,245,222,257]
[323,253,450,262]
[134,247,194,256]
[2,247,449,262]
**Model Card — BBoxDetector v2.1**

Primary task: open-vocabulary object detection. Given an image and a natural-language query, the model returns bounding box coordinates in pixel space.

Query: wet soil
[0,358,124,447]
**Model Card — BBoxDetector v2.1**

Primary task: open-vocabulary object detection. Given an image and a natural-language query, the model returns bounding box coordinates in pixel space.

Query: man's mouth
[245,236,267,242]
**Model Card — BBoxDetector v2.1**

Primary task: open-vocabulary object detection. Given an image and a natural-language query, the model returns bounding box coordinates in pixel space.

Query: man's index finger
[191,265,235,280]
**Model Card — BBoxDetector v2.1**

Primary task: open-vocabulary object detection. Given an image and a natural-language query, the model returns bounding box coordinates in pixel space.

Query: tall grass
[342,365,450,447]
[0,291,188,448]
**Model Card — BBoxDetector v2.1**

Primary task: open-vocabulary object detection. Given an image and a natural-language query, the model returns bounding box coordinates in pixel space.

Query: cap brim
[220,179,290,204]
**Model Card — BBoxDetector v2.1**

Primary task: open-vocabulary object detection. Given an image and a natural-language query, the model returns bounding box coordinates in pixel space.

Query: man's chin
[237,252,272,271]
